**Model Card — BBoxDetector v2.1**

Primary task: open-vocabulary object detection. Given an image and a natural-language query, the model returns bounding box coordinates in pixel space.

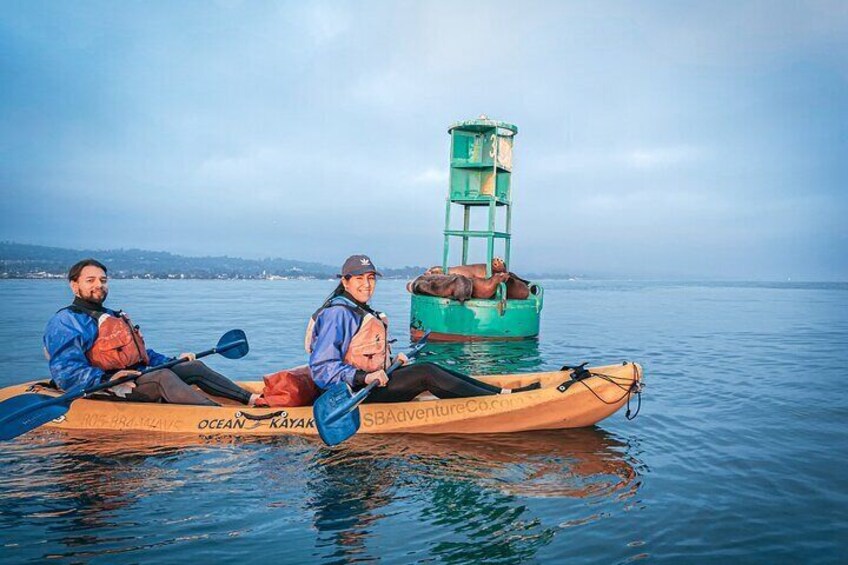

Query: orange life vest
[72,306,150,371]
[343,311,390,373]
[305,296,390,373]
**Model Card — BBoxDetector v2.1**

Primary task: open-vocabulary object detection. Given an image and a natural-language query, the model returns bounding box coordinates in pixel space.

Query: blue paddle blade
[313,382,361,446]
[0,393,71,441]
[217,329,249,359]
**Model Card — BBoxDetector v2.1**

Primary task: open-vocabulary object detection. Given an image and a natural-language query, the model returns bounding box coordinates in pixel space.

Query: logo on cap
[360,258,371,265]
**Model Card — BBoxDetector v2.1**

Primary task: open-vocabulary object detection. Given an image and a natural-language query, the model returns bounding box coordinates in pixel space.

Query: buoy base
[409,288,543,342]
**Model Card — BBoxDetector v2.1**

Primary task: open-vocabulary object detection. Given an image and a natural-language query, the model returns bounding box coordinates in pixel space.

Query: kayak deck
[0,363,642,436]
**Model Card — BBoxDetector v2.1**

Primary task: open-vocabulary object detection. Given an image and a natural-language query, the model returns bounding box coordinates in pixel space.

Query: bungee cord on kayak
[559,362,643,421]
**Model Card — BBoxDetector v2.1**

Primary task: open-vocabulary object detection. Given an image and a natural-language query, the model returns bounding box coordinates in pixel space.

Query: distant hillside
[0,242,426,280]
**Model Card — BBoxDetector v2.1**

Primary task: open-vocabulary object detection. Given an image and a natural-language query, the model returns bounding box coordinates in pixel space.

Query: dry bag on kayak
[261,366,318,407]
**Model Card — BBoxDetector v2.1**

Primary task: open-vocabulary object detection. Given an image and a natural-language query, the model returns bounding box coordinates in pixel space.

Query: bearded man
[43,258,261,406]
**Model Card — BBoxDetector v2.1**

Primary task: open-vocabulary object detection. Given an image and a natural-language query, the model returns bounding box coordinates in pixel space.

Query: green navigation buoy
[410,116,544,341]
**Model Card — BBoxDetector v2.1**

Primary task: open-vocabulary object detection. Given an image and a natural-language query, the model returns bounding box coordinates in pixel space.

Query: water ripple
[1,279,846,563]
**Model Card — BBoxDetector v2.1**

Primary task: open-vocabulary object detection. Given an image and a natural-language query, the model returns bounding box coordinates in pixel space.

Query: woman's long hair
[322,281,346,307]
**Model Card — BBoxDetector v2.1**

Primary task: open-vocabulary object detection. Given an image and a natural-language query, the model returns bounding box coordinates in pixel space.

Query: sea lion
[426,257,507,278]
[491,257,507,274]
[408,274,474,302]
[506,272,531,300]
[471,272,510,299]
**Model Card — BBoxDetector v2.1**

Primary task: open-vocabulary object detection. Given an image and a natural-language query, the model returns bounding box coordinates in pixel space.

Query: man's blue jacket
[43,306,170,391]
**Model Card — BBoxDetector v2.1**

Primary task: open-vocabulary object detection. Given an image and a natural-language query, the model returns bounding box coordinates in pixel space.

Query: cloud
[538,145,706,174]
[195,145,295,186]
[298,2,349,46]
[621,146,705,170]
[410,167,448,185]
[1,1,846,279]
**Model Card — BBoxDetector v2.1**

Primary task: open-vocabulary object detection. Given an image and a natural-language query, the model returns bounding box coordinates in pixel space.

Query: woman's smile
[342,273,376,304]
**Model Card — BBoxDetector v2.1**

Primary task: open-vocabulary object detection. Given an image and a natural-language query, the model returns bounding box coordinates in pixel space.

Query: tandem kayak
[0,362,642,437]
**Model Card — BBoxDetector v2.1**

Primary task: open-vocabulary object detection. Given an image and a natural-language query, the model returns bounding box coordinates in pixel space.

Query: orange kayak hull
[0,363,642,436]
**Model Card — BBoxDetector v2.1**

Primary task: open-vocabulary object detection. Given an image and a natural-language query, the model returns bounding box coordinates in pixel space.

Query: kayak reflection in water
[305,429,641,562]
[42,258,261,406]
[306,255,540,402]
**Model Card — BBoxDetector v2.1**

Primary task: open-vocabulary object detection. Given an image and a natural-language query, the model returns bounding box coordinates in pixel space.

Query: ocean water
[0,279,846,564]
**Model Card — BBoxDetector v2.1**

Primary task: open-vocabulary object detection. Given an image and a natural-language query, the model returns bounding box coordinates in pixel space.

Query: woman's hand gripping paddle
[0,329,249,441]
[314,331,430,446]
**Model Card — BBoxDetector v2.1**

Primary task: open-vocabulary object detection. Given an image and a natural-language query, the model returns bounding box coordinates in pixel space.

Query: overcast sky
[1,1,846,280]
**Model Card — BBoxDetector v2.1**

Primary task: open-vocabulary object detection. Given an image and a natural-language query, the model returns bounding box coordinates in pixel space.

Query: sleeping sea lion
[506,272,531,300]
[426,257,507,278]
[408,274,474,302]
[471,272,510,299]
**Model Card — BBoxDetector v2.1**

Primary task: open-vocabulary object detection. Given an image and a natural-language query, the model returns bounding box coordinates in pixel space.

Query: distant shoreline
[0,273,379,281]
[4,242,840,283]
[0,241,424,281]
[0,241,582,281]
[2,277,845,287]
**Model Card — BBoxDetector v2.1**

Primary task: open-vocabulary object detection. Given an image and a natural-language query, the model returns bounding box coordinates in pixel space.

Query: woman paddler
[306,255,539,401]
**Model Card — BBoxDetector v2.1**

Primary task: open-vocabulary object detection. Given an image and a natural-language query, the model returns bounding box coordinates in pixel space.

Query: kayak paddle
[314,331,430,446]
[0,329,249,441]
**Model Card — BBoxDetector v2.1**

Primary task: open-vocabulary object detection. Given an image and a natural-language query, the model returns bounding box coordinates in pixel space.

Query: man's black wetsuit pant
[123,360,251,406]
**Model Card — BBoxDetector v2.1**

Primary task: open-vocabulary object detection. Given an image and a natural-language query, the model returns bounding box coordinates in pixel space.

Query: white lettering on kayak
[79,413,181,431]
[361,395,533,428]
[197,418,247,430]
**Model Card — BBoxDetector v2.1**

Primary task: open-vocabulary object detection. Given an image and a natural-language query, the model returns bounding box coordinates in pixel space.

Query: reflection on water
[420,339,543,375]
[1,432,200,558]
[307,430,642,563]
[0,428,642,563]
[309,429,640,562]
[3,280,848,562]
